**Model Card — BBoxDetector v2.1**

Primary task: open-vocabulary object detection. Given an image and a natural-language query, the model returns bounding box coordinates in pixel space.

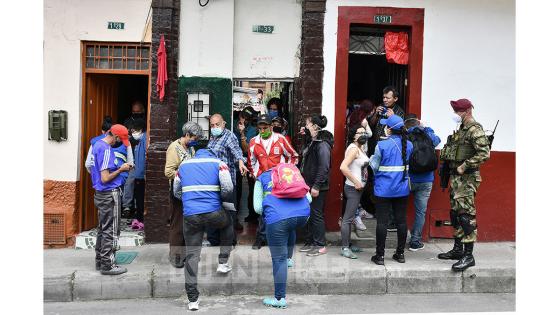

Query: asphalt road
[44,293,515,314]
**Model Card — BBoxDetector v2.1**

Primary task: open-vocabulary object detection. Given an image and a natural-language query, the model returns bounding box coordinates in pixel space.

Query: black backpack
[408,128,438,173]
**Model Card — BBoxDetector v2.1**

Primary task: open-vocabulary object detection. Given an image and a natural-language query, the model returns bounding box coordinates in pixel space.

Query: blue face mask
[269,110,278,119]
[211,127,224,137]
[187,140,198,147]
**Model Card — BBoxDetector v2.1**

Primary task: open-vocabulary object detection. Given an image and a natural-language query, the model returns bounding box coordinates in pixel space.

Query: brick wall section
[144,0,181,243]
[292,0,326,151]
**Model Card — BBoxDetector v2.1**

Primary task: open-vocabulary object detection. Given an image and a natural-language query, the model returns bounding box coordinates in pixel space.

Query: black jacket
[301,130,334,191]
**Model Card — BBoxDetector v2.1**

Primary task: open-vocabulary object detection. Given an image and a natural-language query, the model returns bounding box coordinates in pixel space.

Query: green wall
[177,76,232,137]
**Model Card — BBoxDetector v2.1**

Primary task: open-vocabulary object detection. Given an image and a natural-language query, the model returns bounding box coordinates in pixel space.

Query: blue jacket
[407,126,441,183]
[370,135,413,198]
[255,170,311,225]
[173,149,234,217]
[112,144,129,183]
[133,134,146,179]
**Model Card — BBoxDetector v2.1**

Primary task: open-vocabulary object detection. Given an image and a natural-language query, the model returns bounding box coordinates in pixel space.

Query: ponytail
[392,127,409,181]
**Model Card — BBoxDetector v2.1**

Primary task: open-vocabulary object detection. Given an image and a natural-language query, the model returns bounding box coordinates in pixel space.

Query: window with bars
[85,44,150,71]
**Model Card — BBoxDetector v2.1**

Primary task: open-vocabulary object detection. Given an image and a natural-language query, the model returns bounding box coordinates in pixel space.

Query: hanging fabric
[384,32,409,65]
[156,34,168,102]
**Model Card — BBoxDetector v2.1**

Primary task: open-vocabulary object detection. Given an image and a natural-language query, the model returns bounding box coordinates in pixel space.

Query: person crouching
[173,148,235,311]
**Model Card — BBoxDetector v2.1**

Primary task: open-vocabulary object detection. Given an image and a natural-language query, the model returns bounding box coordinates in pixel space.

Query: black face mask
[304,128,311,137]
[132,113,144,119]
[357,135,368,145]
[111,141,123,148]
[272,126,283,133]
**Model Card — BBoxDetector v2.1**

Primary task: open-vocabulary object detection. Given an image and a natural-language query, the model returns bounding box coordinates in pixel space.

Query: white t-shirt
[344,143,370,187]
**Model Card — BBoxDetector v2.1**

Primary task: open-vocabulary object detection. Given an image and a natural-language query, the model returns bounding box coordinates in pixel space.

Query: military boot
[437,238,464,260]
[452,242,475,272]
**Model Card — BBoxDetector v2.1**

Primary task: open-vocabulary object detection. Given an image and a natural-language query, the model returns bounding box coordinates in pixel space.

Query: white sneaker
[359,208,374,219]
[353,216,367,231]
[188,299,199,310]
[217,263,232,274]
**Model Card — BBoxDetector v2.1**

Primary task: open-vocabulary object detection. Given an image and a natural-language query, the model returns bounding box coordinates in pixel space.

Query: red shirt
[248,132,299,177]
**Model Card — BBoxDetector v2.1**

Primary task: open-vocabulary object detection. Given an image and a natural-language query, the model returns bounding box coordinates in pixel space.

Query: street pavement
[44,240,515,302]
[44,293,515,314]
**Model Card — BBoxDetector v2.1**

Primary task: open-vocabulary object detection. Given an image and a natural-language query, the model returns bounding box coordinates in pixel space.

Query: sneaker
[287,258,294,268]
[371,254,384,265]
[392,252,406,263]
[387,223,397,232]
[122,207,133,219]
[217,263,232,274]
[350,244,363,253]
[188,299,199,311]
[409,242,425,252]
[341,247,358,259]
[299,243,313,252]
[353,216,367,231]
[100,265,127,275]
[306,246,328,257]
[359,208,374,219]
[263,297,287,309]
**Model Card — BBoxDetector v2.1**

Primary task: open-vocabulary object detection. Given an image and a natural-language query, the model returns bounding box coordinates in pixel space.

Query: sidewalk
[44,241,515,302]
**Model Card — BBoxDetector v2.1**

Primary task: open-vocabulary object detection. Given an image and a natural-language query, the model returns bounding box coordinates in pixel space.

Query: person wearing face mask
[369,115,413,265]
[266,97,283,120]
[164,121,203,268]
[338,126,370,259]
[271,116,292,144]
[121,102,145,219]
[206,114,250,246]
[130,119,147,230]
[124,100,147,132]
[247,114,299,249]
[299,114,333,257]
[90,124,132,275]
[438,99,490,272]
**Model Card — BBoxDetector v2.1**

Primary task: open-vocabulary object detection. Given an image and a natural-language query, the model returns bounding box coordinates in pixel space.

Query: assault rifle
[488,120,499,149]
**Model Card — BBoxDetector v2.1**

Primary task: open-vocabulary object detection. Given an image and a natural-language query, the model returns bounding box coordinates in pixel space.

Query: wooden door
[80,74,119,231]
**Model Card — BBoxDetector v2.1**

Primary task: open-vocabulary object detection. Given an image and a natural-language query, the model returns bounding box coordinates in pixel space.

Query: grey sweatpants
[94,189,121,271]
[342,184,363,248]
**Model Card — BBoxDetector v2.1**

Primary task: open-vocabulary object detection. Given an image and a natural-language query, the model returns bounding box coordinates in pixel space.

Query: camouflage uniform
[442,119,490,243]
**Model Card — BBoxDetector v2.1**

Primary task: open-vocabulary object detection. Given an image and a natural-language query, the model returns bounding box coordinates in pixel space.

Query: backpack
[271,163,310,199]
[408,128,438,173]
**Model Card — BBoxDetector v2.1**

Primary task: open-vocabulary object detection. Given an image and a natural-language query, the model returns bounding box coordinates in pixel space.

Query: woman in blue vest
[254,169,311,309]
[369,115,413,265]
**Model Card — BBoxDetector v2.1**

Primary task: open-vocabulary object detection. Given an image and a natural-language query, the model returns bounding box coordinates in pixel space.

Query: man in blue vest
[173,148,235,311]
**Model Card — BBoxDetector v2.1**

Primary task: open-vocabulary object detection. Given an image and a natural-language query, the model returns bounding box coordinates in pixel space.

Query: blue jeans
[122,170,135,209]
[266,216,308,299]
[410,182,433,244]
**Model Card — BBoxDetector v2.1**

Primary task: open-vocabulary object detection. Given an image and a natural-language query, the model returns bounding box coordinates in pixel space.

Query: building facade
[43,0,515,246]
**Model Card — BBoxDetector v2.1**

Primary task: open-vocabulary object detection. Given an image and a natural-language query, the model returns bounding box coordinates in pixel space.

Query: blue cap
[380,115,405,129]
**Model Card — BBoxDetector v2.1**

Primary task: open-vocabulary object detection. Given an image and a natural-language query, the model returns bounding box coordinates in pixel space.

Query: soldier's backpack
[271,163,310,199]
[408,128,438,173]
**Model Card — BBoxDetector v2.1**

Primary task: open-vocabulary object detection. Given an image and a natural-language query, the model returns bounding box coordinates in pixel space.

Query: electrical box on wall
[48,110,68,142]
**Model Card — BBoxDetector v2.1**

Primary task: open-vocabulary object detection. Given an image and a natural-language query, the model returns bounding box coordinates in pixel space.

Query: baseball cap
[257,113,271,125]
[380,115,405,130]
[241,106,256,118]
[450,98,473,112]
[109,124,130,147]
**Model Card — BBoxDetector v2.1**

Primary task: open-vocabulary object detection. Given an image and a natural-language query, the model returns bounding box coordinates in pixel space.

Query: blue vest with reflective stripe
[374,135,414,198]
[178,151,222,216]
[258,170,310,225]
[113,144,129,182]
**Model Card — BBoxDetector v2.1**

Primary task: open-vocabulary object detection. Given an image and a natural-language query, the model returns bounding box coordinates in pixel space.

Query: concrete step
[44,242,515,302]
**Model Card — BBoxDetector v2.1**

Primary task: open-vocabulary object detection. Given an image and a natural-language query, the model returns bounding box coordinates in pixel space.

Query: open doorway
[77,41,151,248]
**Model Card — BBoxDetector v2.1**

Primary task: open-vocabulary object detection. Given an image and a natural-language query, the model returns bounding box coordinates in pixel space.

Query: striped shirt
[207,128,245,183]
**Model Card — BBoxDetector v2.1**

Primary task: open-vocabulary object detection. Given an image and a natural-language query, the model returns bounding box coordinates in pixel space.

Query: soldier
[438,98,490,271]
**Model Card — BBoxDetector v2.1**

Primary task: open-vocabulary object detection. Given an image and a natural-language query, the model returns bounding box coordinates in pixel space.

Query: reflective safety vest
[113,144,129,183]
[258,170,310,225]
[177,151,228,216]
[374,135,413,198]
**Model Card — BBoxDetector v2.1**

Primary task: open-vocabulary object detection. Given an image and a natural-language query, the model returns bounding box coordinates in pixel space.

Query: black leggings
[375,196,408,256]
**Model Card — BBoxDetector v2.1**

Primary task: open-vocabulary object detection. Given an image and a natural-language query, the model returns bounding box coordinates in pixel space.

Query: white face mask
[132,132,142,140]
[451,113,463,124]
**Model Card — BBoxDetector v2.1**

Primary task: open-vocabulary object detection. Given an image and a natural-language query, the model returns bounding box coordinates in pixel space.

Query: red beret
[450,98,473,112]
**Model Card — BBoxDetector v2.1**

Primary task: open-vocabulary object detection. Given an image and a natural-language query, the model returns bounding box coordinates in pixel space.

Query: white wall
[44,0,151,181]
[179,0,235,77]
[322,0,515,152]
[233,0,302,79]
[179,0,302,79]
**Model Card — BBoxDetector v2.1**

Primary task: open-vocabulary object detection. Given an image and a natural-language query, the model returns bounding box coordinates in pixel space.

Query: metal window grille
[44,213,66,245]
[186,92,211,140]
[85,43,150,72]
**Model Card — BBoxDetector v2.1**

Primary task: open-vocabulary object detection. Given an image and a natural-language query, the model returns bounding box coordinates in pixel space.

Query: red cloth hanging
[156,35,168,102]
[384,32,409,65]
